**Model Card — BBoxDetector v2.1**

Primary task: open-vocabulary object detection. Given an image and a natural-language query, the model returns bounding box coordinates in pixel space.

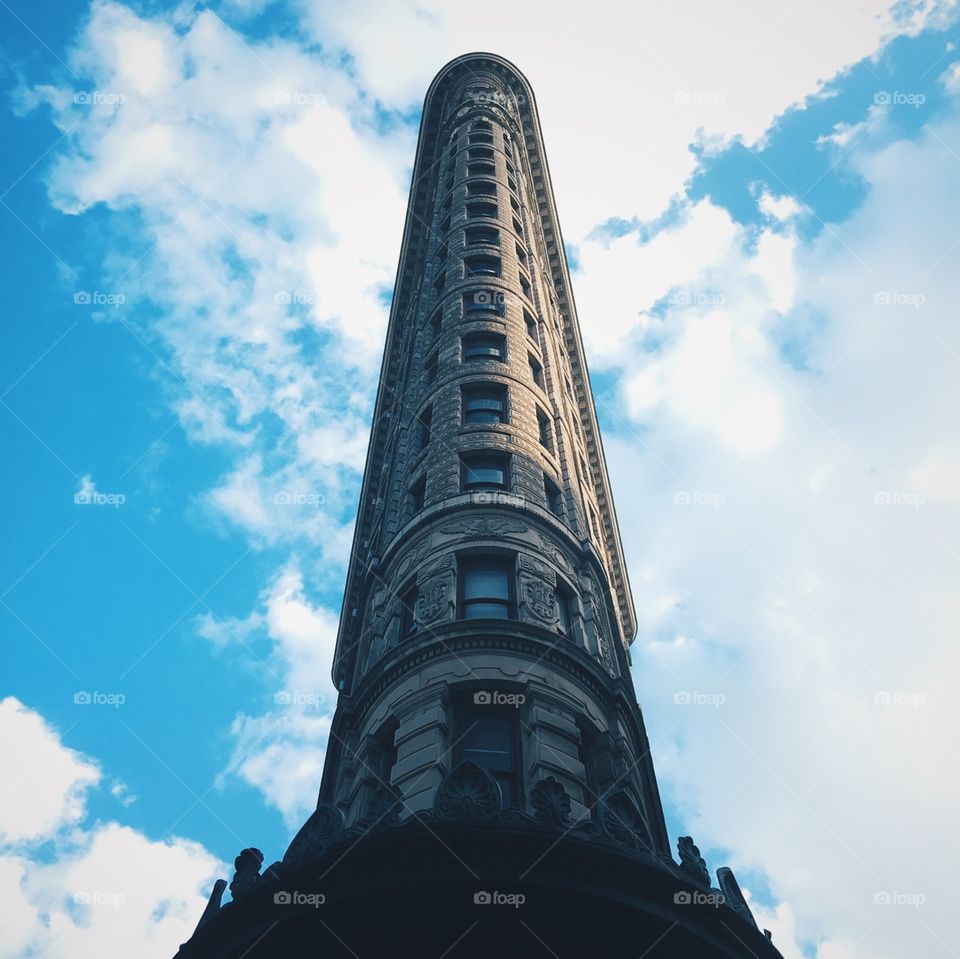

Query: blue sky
[2,2,959,957]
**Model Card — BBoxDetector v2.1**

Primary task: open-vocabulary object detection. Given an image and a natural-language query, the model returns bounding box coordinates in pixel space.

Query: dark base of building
[178,816,780,959]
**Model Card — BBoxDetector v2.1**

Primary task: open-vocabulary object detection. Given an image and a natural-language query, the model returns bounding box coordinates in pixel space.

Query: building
[177,53,782,959]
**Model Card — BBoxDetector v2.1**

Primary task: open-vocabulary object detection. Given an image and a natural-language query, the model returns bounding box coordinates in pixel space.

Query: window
[399,584,419,640]
[467,201,498,219]
[556,583,574,635]
[468,147,494,161]
[424,350,438,385]
[523,309,537,339]
[467,162,495,177]
[513,217,524,236]
[417,406,432,449]
[471,120,491,131]
[455,704,519,808]
[464,254,501,277]
[463,290,504,315]
[461,453,508,492]
[463,385,506,425]
[537,409,551,449]
[469,132,493,145]
[410,476,426,512]
[459,555,514,619]
[545,477,563,517]
[467,180,497,197]
[519,273,531,298]
[516,243,528,268]
[444,176,453,193]
[465,226,499,247]
[440,213,451,234]
[436,242,448,262]
[428,309,442,341]
[507,176,518,194]
[463,332,505,362]
[441,192,452,212]
[529,354,543,387]
[374,718,399,785]
[433,270,446,294]
[510,196,520,214]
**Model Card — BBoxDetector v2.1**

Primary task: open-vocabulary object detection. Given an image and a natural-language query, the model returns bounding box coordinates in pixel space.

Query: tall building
[178,53,781,958]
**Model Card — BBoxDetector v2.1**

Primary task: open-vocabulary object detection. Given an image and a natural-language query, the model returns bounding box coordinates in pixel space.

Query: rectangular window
[510,196,520,214]
[513,217,524,237]
[467,201,498,219]
[417,406,432,448]
[433,270,446,294]
[467,180,497,197]
[469,132,493,145]
[516,243,528,268]
[537,409,551,449]
[464,254,501,277]
[507,176,518,194]
[529,354,543,387]
[400,584,419,640]
[460,555,514,619]
[545,477,563,518]
[462,332,505,362]
[429,309,442,341]
[519,273,531,298]
[465,226,499,247]
[463,385,506,425]
[556,584,574,635]
[467,162,495,177]
[463,291,504,316]
[523,309,537,339]
[455,705,519,807]
[410,476,426,512]
[461,453,508,492]
[468,146,494,161]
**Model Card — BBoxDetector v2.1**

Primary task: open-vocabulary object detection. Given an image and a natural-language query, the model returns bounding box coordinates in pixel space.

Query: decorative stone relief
[677,836,711,888]
[519,554,555,583]
[434,761,501,820]
[521,575,558,625]
[717,866,758,927]
[530,777,572,827]
[415,575,453,625]
[438,518,528,539]
[228,847,263,900]
[283,804,345,865]
[358,781,405,828]
[599,791,652,850]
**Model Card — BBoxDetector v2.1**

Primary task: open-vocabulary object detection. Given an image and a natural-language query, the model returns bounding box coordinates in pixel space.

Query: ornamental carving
[519,554,554,583]
[599,791,652,850]
[434,761,501,820]
[415,575,451,624]
[522,576,557,624]
[717,867,757,926]
[677,836,711,888]
[438,518,528,539]
[283,803,345,865]
[530,777,572,827]
[228,847,263,900]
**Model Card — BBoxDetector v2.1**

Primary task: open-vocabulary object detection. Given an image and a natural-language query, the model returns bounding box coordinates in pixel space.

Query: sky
[1,0,958,956]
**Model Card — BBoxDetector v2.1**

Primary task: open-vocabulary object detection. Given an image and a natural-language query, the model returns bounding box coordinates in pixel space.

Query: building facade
[177,53,782,959]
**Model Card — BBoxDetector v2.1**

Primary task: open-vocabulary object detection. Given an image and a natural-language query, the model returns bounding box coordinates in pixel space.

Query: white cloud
[595,103,960,959]
[0,699,223,959]
[201,564,340,826]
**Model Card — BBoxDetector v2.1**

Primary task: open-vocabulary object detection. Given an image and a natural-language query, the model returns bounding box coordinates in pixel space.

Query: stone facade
[319,54,669,855]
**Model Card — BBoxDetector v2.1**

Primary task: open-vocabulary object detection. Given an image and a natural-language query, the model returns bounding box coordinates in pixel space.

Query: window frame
[462,384,507,426]
[462,332,506,363]
[458,553,515,620]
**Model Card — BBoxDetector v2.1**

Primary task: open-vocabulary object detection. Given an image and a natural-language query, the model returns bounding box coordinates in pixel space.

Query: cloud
[201,563,339,826]
[590,99,960,959]
[0,698,223,958]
